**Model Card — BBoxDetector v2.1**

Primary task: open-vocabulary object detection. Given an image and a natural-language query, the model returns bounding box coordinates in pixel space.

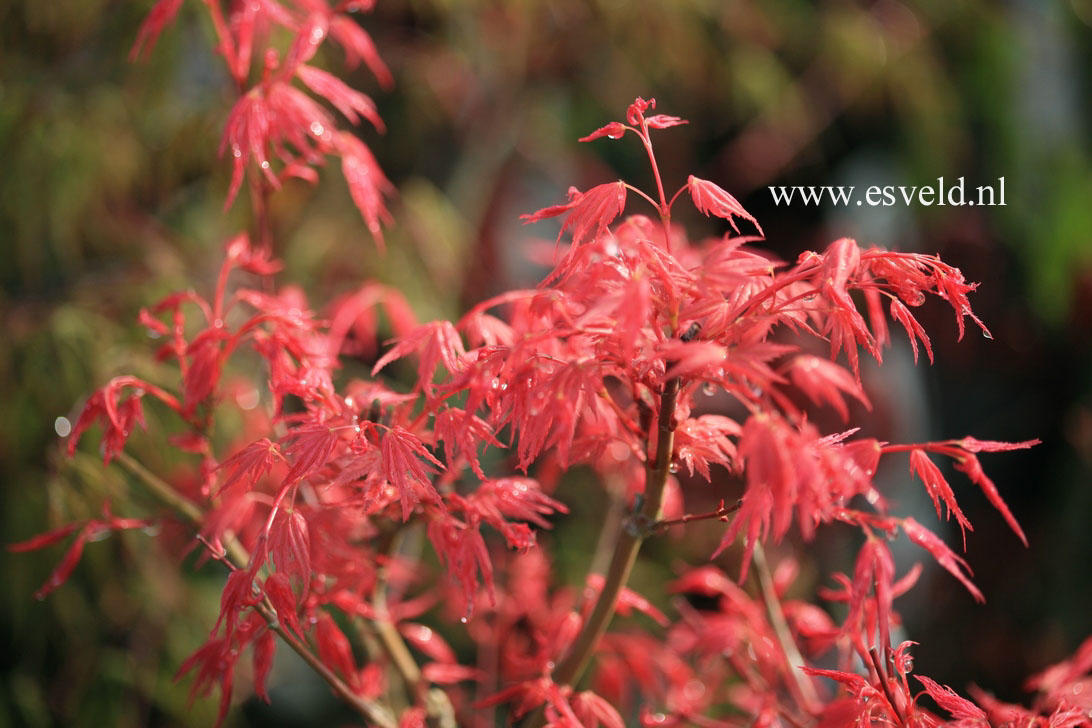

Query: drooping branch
[115,453,397,728]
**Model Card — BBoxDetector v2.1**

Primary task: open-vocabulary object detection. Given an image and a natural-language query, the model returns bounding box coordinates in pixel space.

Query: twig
[868,647,906,727]
[527,377,681,728]
[752,542,820,715]
[371,526,458,728]
[115,452,397,728]
[586,480,626,578]
[652,499,742,532]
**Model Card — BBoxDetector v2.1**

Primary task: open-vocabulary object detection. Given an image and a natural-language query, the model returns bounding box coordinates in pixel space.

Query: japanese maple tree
[13,2,1092,727]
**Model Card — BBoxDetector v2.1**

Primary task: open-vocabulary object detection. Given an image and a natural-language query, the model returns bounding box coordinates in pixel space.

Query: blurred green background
[2,0,1090,725]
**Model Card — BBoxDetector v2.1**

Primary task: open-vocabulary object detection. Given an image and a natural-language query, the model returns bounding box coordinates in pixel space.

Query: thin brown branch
[653,498,742,532]
[115,452,397,728]
[533,376,681,720]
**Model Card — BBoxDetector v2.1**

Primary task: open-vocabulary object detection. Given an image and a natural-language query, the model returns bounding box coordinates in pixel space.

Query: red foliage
[15,9,1087,725]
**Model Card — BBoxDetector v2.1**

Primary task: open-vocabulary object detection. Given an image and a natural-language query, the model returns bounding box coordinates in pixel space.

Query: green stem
[753,542,819,715]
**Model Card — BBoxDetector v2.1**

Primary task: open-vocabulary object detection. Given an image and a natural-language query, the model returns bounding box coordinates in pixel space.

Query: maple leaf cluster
[12,6,1091,728]
[133,0,393,247]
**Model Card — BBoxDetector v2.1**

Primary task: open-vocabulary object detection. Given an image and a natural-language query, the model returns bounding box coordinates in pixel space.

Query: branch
[752,542,820,716]
[546,377,682,694]
[115,452,397,728]
[653,499,741,532]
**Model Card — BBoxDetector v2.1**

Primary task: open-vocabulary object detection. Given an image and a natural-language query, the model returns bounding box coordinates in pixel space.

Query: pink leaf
[909,449,973,545]
[296,64,384,130]
[915,675,988,722]
[329,15,393,88]
[252,630,275,703]
[381,426,444,521]
[579,122,626,142]
[645,114,688,130]
[688,175,763,236]
[315,612,357,685]
[521,181,627,250]
[215,438,282,496]
[789,355,871,421]
[129,0,184,61]
[953,454,1028,547]
[902,517,984,602]
[32,529,89,600]
[336,131,394,249]
[399,622,456,664]
[281,424,340,486]
[8,523,81,553]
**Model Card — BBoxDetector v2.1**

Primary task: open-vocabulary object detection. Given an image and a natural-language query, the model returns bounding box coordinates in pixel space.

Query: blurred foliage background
[2,0,1090,725]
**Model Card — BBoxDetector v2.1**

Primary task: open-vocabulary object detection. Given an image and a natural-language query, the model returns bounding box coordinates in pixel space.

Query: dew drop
[260,160,270,170]
[902,657,913,672]
[232,144,242,158]
[982,329,993,340]
[668,461,680,474]
[490,378,500,390]
[683,680,706,701]
[310,121,325,137]
[54,416,72,437]
[459,616,468,624]
[309,26,325,43]
[702,382,716,396]
[236,387,260,411]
